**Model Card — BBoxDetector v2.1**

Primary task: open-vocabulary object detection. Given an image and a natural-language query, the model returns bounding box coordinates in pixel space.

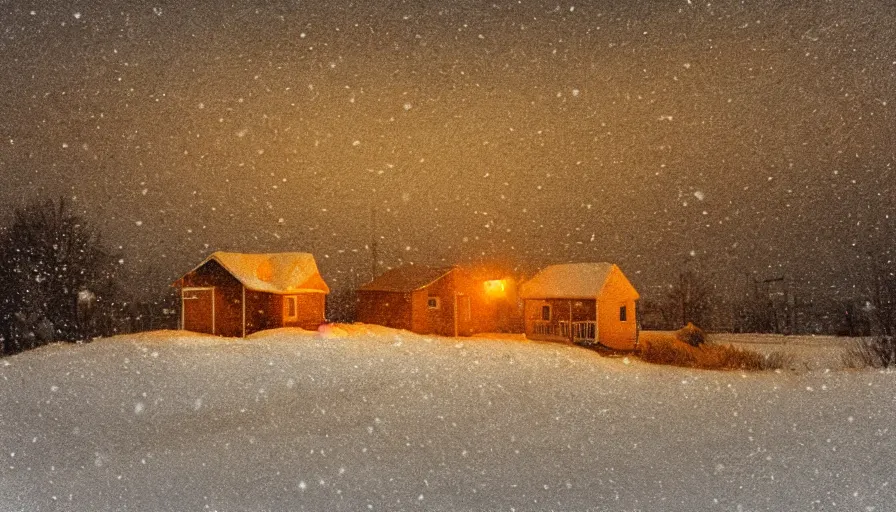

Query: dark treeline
[0,199,176,356]
[2,198,894,356]
[639,263,896,337]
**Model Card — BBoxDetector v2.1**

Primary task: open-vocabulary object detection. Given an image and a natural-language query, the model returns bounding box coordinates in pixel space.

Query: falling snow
[0,0,890,304]
[0,2,895,506]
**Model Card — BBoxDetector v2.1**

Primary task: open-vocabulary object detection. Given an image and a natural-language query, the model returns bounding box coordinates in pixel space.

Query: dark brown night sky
[1,0,894,301]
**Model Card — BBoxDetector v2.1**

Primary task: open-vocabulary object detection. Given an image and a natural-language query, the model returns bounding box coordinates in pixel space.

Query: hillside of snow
[1,327,893,511]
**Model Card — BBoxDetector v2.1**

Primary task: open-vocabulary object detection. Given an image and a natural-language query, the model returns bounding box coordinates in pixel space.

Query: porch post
[241,285,246,338]
[180,286,184,331]
[453,292,459,337]
[568,300,574,343]
[211,288,216,335]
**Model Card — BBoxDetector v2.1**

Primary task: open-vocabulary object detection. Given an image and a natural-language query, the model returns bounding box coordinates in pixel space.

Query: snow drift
[0,328,893,511]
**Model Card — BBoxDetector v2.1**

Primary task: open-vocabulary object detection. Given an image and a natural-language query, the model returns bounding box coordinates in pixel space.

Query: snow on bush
[675,322,707,347]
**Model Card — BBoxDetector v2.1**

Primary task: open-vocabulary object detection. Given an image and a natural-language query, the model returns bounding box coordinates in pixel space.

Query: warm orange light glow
[483,279,506,297]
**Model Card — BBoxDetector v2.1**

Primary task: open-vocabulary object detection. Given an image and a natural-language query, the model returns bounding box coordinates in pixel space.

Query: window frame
[284,295,298,320]
[619,304,628,322]
[541,304,551,321]
[427,297,441,310]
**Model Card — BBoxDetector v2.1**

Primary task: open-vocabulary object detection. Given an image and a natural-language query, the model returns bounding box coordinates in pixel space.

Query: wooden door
[182,288,215,334]
[456,294,472,335]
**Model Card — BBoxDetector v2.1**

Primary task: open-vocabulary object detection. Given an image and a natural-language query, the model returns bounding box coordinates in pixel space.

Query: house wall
[596,267,640,350]
[409,290,429,334]
[281,293,326,330]
[179,260,243,337]
[424,272,464,336]
[181,288,214,334]
[245,290,278,334]
[357,290,414,330]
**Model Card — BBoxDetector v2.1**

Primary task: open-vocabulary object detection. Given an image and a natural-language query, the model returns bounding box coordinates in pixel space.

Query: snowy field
[711,333,853,372]
[1,327,894,511]
[641,332,854,372]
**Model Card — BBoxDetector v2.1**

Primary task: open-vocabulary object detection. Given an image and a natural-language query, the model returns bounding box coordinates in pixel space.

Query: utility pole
[370,206,379,280]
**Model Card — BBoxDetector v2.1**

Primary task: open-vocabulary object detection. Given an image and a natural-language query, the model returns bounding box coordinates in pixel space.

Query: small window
[619,305,627,322]
[541,305,551,321]
[427,297,440,310]
[284,296,298,319]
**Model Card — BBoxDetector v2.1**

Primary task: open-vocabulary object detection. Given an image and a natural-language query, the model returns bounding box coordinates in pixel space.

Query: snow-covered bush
[675,322,707,347]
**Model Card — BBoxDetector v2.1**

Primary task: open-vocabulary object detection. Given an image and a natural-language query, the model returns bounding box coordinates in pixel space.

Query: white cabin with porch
[519,263,640,350]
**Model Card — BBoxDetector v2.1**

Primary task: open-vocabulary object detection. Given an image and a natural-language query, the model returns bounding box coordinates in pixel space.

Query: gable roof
[519,262,622,299]
[189,252,329,294]
[358,265,455,293]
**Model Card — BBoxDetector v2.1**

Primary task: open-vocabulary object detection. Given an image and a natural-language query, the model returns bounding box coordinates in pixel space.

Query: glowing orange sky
[0,1,893,300]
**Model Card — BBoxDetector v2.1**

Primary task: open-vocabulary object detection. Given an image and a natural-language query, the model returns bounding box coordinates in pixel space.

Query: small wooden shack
[174,252,329,337]
[519,263,640,350]
[357,265,517,337]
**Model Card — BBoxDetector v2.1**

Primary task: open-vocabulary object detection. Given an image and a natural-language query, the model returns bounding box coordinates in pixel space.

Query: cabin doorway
[182,287,215,334]
[454,294,472,336]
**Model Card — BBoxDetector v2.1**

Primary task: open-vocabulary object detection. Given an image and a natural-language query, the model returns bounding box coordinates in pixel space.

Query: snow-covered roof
[191,252,329,294]
[519,262,619,299]
[358,265,454,293]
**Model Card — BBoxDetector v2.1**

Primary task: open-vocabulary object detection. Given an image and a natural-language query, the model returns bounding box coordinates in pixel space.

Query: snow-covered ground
[1,326,893,511]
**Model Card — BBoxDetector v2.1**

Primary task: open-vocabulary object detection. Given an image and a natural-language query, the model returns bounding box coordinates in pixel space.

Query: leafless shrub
[841,336,896,369]
[761,351,796,370]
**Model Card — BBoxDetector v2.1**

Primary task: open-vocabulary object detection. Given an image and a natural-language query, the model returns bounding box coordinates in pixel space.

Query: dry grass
[637,332,792,371]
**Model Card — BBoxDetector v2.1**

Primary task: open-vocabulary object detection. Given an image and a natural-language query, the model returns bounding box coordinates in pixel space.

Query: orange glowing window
[483,279,506,297]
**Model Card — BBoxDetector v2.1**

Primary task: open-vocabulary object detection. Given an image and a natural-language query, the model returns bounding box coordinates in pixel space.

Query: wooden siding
[596,266,639,350]
[424,270,471,336]
[245,289,278,334]
[357,290,414,330]
[281,293,327,330]
[179,260,244,337]
[410,290,429,334]
[182,288,214,334]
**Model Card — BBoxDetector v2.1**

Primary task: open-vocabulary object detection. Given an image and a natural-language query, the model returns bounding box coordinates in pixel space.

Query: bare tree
[867,254,895,337]
[0,198,121,354]
[661,271,714,329]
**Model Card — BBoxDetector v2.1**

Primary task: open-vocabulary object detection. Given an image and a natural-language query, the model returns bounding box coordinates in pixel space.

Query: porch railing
[573,321,596,342]
[532,320,596,342]
[532,320,554,336]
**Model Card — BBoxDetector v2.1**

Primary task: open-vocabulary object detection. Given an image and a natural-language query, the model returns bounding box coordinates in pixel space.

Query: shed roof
[189,252,329,294]
[358,265,454,293]
[519,262,621,299]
